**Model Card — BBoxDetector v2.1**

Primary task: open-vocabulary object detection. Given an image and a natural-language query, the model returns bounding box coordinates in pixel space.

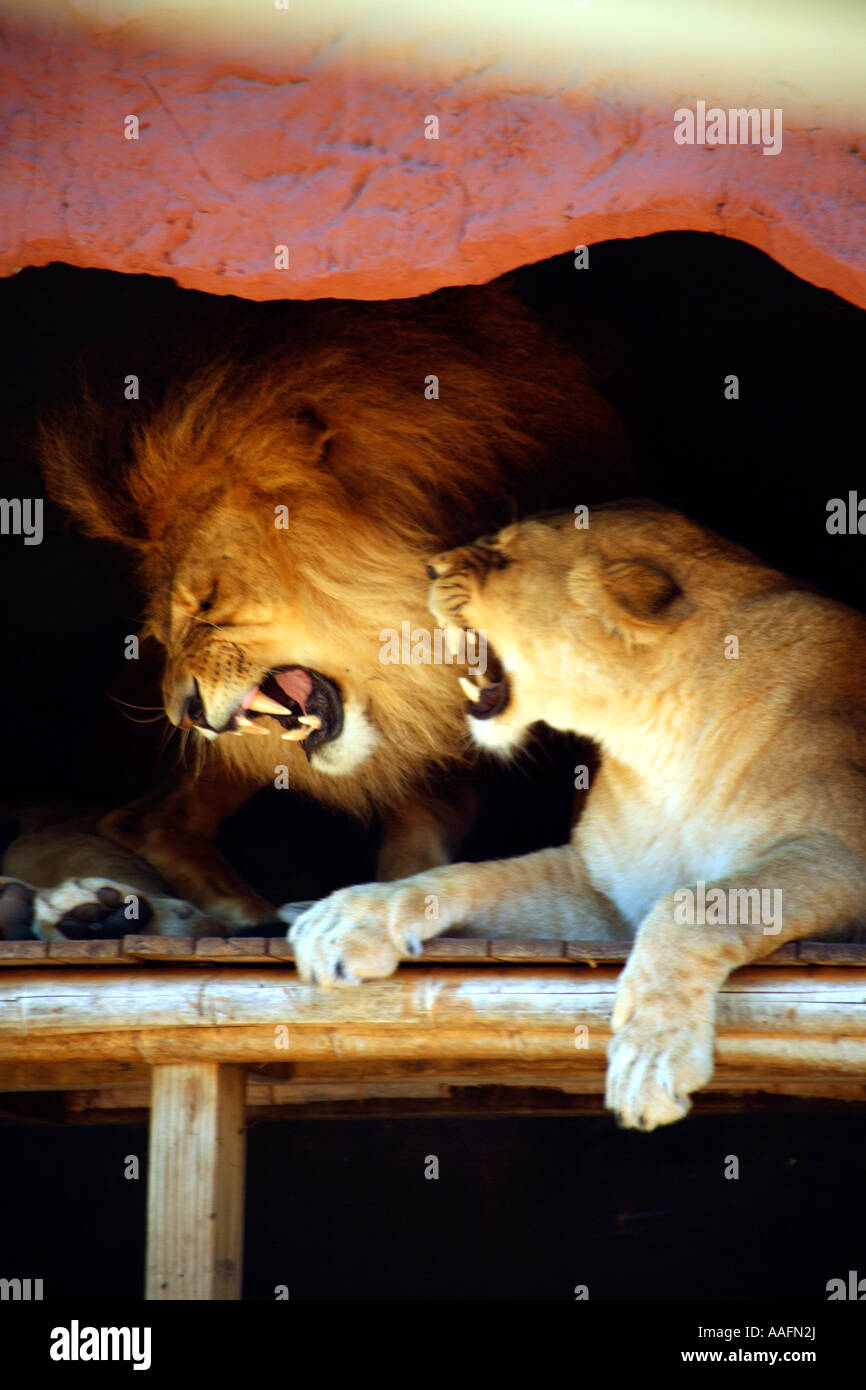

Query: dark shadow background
[0,231,863,1299]
[0,1108,864,1300]
[0,232,862,885]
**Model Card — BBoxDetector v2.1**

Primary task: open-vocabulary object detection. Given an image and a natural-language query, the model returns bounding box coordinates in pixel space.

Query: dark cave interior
[0,230,862,902]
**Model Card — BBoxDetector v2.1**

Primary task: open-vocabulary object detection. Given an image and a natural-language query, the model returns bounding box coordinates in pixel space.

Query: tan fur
[288,503,866,1129]
[24,287,627,928]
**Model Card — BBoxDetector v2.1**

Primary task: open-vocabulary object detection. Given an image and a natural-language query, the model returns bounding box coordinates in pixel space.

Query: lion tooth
[236,715,269,734]
[248,692,289,716]
[458,676,481,703]
[298,714,321,729]
[281,727,311,740]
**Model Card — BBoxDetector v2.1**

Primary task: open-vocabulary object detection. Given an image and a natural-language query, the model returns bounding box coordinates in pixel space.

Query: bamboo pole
[1,965,866,1032]
[0,967,864,1078]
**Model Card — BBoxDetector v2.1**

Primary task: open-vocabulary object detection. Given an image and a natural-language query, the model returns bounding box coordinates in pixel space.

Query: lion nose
[178,678,208,729]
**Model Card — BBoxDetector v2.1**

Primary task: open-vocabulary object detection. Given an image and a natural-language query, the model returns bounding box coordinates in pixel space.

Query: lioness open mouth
[229,666,344,757]
[450,630,510,720]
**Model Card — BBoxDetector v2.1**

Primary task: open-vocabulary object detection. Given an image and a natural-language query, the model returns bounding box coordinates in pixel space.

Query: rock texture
[1,1,864,304]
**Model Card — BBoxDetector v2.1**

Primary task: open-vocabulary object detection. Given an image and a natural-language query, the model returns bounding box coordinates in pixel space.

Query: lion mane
[40,285,628,821]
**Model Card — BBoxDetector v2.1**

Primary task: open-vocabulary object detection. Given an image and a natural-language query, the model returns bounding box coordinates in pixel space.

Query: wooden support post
[145,1063,246,1300]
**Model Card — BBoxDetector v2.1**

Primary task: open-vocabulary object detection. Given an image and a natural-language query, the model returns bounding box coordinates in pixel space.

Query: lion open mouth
[229,666,344,757]
[450,630,510,720]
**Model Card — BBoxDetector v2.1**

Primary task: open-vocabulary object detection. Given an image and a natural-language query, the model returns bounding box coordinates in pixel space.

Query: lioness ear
[570,555,692,637]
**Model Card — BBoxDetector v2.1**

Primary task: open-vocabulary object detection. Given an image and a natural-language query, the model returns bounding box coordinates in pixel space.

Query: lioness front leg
[286,844,628,986]
[606,834,866,1130]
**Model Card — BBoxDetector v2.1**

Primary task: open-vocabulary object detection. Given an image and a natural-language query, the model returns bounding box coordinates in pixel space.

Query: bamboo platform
[2,935,865,1299]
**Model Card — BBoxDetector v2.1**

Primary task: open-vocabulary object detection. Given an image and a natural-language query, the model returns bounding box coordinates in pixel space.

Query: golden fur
[288,503,866,1128]
[21,286,627,930]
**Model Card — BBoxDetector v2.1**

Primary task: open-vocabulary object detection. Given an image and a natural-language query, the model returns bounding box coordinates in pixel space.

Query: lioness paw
[284,883,425,987]
[606,963,715,1130]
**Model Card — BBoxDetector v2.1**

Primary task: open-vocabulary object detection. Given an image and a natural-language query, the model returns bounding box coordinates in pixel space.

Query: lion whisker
[107,694,165,713]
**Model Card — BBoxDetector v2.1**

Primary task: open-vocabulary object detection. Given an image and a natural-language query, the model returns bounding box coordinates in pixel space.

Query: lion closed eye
[12,286,629,942]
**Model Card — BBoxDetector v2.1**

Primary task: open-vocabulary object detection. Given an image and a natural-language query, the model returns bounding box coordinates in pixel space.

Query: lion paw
[284,883,425,987]
[0,878,39,939]
[0,876,149,942]
[30,878,157,941]
[0,877,153,942]
[0,877,224,942]
[606,965,715,1130]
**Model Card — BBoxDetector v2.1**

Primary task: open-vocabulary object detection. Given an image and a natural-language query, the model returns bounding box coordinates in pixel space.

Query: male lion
[288,503,866,1129]
[1,286,628,939]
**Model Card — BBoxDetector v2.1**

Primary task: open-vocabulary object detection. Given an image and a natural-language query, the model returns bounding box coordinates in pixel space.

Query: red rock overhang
[1,0,863,305]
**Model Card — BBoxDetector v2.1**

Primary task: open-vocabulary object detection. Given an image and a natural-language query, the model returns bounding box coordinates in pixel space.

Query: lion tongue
[270,669,314,712]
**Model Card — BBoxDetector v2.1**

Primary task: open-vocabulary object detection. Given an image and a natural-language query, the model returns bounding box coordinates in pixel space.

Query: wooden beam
[0,968,864,1088]
[145,1063,246,1301]
[1,964,866,1032]
[60,1073,866,1114]
[61,1082,866,1123]
[0,1061,150,1091]
[2,1028,866,1080]
[3,936,865,967]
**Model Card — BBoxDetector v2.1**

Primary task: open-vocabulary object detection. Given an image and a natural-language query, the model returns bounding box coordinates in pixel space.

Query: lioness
[1,285,628,939]
[288,503,866,1129]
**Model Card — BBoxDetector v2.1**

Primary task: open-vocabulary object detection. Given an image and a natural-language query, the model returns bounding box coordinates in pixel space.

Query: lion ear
[296,404,336,466]
[570,555,693,637]
[39,419,151,551]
